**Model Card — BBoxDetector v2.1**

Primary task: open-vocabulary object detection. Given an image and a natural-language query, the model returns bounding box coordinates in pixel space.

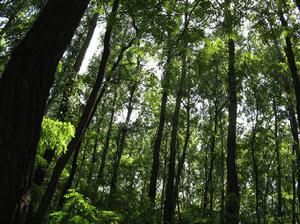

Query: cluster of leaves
[49,189,123,224]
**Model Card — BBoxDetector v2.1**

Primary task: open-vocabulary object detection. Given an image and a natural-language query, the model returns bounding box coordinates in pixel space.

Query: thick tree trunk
[149,49,172,203]
[225,34,240,224]
[30,1,119,223]
[110,84,136,196]
[0,0,89,223]
[163,53,186,224]
[33,12,98,187]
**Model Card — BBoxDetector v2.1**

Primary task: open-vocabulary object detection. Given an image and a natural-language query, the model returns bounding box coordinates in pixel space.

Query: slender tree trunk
[149,49,172,203]
[57,13,99,122]
[97,90,117,183]
[33,13,98,187]
[273,99,283,223]
[278,9,300,131]
[0,1,89,223]
[204,103,219,212]
[220,112,225,224]
[30,1,119,223]
[163,52,186,224]
[88,127,101,182]
[109,84,136,196]
[57,137,83,210]
[224,0,240,219]
[173,98,190,215]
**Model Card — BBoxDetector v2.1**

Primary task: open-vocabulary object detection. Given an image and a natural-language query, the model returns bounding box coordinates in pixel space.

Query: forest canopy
[0,0,300,224]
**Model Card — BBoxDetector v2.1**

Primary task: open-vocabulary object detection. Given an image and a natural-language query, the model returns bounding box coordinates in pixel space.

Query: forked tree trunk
[0,1,90,223]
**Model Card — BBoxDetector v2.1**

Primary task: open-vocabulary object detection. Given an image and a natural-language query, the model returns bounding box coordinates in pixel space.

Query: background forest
[0,0,300,224]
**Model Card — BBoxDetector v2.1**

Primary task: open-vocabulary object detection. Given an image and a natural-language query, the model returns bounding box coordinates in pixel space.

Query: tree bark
[173,97,190,215]
[250,100,260,224]
[33,12,98,187]
[110,84,137,196]
[273,99,283,223]
[149,49,172,203]
[224,0,240,220]
[163,52,186,224]
[278,9,300,132]
[97,90,117,183]
[0,0,90,223]
[30,1,120,223]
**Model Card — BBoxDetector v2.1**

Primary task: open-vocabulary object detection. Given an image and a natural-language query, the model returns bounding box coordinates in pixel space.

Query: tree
[0,0,90,223]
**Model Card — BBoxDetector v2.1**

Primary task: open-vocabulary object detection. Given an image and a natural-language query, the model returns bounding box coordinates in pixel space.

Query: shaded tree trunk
[173,97,190,214]
[30,1,120,223]
[97,91,117,183]
[33,14,98,187]
[110,84,136,196]
[273,99,283,223]
[164,53,186,224]
[224,0,240,220]
[278,9,300,132]
[0,0,90,223]
[149,49,172,203]
[250,100,260,224]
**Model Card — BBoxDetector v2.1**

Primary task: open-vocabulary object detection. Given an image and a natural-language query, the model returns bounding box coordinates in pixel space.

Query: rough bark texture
[163,53,186,224]
[30,1,120,223]
[0,0,90,223]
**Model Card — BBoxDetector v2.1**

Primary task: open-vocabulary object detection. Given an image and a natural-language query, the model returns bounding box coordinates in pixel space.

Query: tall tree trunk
[110,84,136,196]
[220,111,225,224]
[273,99,283,223]
[203,103,219,211]
[57,13,99,122]
[163,52,186,224]
[278,9,300,132]
[173,97,190,215]
[0,0,90,223]
[250,101,260,224]
[30,1,119,223]
[224,0,240,221]
[149,49,172,203]
[97,90,117,183]
[57,137,83,210]
[33,14,98,186]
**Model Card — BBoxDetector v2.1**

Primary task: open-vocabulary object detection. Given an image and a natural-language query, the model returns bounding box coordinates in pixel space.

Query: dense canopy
[0,0,300,223]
